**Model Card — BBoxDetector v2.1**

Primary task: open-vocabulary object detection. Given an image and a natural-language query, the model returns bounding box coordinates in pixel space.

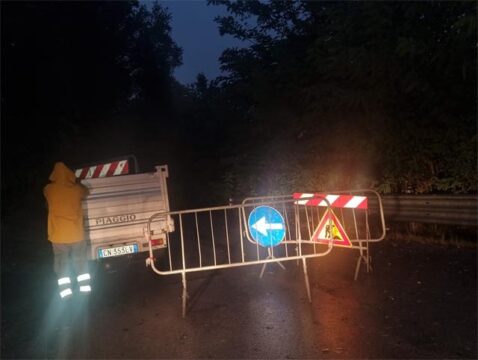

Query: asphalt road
[2,226,477,359]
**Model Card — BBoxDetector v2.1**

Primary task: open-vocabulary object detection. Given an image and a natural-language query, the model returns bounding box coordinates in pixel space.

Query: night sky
[158,0,245,84]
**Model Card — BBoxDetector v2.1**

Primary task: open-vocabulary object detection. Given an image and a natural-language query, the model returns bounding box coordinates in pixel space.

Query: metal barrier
[145,190,387,317]
[244,189,387,281]
[146,197,336,317]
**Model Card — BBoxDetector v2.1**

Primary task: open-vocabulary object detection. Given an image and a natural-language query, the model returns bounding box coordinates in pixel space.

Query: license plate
[98,244,138,258]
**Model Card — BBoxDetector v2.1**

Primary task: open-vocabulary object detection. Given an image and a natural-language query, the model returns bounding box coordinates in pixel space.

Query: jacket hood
[49,162,76,184]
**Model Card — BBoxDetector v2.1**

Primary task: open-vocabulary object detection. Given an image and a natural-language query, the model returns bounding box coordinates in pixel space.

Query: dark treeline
[1,1,477,213]
[2,1,188,210]
[207,0,477,199]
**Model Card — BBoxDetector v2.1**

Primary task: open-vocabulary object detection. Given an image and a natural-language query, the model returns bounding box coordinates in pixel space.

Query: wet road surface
[2,231,477,359]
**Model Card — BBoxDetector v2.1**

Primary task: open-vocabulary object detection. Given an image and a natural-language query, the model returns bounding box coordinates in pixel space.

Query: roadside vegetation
[2,1,476,216]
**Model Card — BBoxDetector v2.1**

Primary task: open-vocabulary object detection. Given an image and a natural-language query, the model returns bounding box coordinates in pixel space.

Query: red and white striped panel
[293,192,368,209]
[75,160,129,179]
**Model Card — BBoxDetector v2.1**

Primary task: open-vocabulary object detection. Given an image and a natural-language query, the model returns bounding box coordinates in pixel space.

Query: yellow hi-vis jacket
[44,162,88,243]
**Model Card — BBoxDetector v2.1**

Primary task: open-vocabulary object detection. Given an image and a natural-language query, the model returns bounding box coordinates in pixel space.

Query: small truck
[76,156,173,262]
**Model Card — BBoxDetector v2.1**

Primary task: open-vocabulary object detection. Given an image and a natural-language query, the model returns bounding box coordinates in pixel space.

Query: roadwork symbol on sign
[248,206,286,247]
[312,209,352,247]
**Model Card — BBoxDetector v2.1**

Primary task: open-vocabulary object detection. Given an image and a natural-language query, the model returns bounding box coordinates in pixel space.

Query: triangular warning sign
[311,209,352,247]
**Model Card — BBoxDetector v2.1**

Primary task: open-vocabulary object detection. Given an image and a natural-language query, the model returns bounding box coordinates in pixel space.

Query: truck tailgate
[81,165,172,260]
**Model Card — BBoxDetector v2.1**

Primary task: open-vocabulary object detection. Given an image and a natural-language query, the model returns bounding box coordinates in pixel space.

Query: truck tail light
[150,239,163,246]
[142,238,165,248]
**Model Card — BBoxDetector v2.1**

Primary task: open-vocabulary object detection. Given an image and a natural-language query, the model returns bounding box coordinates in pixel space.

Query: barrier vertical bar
[305,206,312,239]
[179,214,186,270]
[195,212,202,267]
[181,272,187,318]
[294,204,300,265]
[224,209,231,264]
[311,206,317,254]
[239,209,245,263]
[209,211,217,266]
[365,211,372,273]
[167,231,172,272]
[179,214,188,317]
[282,202,290,257]
[352,206,363,280]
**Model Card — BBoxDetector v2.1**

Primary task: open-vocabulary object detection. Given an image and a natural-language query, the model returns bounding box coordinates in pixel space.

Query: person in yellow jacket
[44,162,91,300]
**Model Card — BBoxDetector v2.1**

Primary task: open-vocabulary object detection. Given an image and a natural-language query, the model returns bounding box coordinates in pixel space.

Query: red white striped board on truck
[75,160,129,179]
[293,192,368,209]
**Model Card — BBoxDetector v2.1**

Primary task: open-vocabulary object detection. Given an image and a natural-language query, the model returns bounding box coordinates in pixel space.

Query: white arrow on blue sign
[248,206,286,247]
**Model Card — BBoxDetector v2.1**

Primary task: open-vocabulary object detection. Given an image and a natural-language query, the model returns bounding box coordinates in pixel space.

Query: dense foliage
[1,1,476,212]
[2,1,183,209]
[205,0,477,198]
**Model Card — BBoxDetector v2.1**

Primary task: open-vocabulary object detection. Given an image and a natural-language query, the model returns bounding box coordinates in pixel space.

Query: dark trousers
[52,241,91,297]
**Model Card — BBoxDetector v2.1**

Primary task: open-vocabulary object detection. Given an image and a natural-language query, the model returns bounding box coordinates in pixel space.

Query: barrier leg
[181,272,188,318]
[366,242,372,273]
[354,256,362,281]
[259,249,285,278]
[354,242,364,281]
[355,252,372,280]
[259,263,267,278]
[302,258,312,303]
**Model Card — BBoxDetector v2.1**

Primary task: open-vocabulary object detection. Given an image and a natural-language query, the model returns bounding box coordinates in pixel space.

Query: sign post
[248,206,287,277]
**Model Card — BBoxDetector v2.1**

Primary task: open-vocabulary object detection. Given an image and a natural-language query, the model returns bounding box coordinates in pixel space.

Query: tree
[209,0,477,195]
[128,2,182,117]
[1,1,183,210]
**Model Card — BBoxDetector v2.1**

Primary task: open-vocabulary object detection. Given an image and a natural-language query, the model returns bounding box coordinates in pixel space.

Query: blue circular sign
[248,206,286,247]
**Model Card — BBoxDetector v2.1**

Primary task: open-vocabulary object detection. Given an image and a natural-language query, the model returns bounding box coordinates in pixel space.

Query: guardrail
[370,195,478,226]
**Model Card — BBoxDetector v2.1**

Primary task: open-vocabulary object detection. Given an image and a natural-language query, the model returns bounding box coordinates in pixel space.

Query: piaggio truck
[76,156,173,264]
